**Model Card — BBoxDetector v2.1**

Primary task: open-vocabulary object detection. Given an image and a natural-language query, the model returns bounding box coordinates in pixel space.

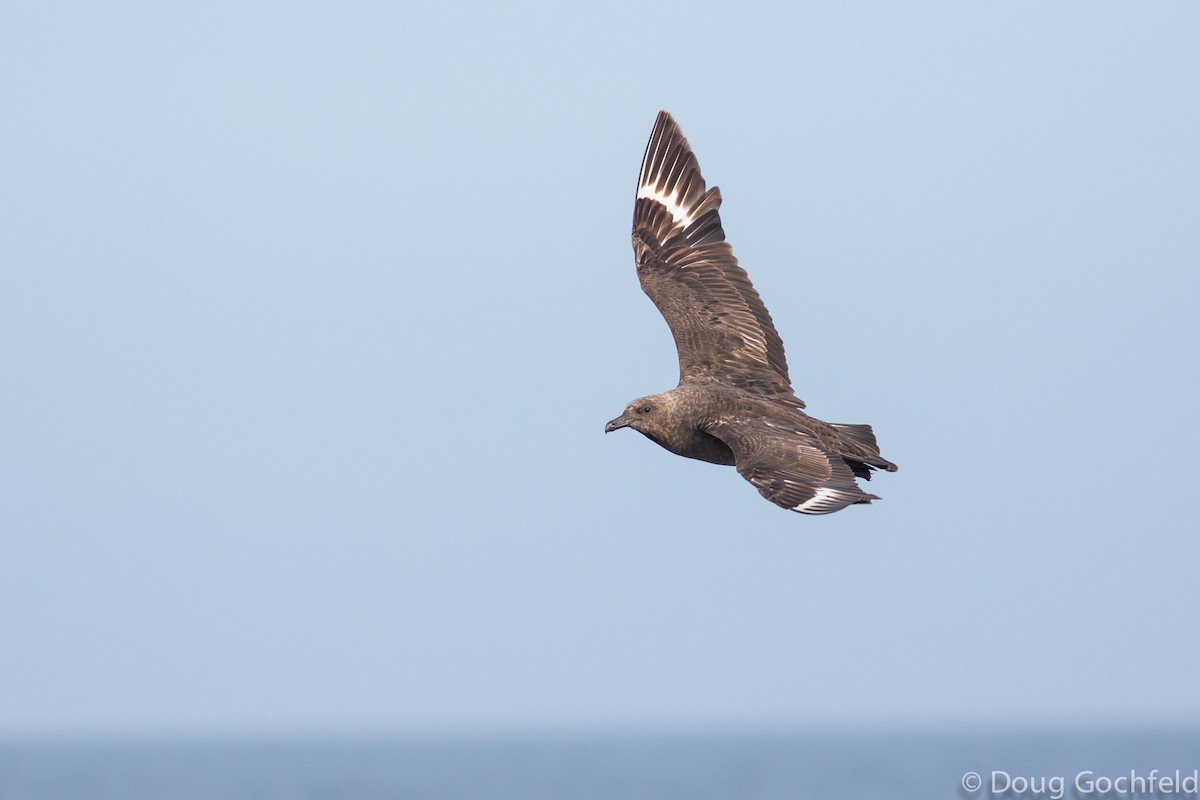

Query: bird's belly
[652,429,736,466]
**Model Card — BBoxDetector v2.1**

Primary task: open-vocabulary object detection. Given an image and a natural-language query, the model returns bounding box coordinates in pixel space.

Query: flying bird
[605,111,897,515]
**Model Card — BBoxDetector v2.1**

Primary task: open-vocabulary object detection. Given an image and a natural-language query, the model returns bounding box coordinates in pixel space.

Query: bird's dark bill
[604,414,631,433]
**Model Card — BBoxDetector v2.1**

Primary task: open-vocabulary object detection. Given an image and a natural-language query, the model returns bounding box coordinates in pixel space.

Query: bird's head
[605,394,670,437]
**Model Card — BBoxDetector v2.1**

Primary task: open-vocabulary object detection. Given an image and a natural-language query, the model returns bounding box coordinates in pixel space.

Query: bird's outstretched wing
[706,418,879,515]
[632,111,800,404]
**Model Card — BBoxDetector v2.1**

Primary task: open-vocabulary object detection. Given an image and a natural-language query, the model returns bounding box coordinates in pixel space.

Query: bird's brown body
[606,112,897,515]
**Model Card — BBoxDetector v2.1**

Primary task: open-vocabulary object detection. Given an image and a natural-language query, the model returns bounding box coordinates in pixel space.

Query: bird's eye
[641,405,652,414]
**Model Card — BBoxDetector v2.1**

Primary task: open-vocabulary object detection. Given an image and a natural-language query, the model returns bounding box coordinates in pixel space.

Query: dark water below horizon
[2,728,1199,800]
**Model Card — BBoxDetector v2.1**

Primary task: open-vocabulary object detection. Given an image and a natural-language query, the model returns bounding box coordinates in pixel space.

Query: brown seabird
[605,111,898,515]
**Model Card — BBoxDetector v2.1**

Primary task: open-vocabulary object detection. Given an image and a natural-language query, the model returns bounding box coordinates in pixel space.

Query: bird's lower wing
[706,419,878,515]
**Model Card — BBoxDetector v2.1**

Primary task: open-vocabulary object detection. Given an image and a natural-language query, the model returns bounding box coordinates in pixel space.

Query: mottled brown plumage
[605,111,897,515]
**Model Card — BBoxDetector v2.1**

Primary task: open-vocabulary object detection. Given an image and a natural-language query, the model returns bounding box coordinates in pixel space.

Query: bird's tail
[832,423,898,477]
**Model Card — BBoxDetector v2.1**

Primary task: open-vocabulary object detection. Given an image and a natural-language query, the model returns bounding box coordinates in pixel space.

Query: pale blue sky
[2,2,1198,736]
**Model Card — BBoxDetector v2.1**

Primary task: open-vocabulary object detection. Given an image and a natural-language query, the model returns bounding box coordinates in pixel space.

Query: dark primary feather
[632,111,800,406]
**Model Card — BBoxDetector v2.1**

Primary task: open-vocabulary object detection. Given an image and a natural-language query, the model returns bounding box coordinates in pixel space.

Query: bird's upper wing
[706,418,878,515]
[632,111,800,404]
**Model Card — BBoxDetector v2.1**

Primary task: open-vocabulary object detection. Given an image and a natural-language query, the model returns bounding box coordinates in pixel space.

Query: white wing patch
[793,487,854,515]
[636,182,696,229]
